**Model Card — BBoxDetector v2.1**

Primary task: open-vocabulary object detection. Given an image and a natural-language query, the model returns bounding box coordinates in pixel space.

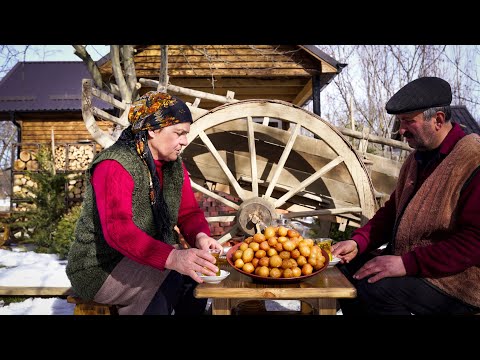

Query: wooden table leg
[211,298,231,315]
[317,298,337,315]
[300,299,315,314]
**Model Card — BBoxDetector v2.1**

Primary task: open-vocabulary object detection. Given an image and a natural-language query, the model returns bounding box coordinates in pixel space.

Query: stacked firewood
[55,144,95,171]
[67,173,86,200]
[11,202,36,212]
[11,144,94,208]
[13,151,39,171]
[12,174,37,199]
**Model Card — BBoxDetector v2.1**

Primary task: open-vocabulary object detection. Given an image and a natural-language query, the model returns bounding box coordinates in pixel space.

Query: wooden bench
[0,286,71,297]
[0,286,117,315]
[66,295,118,315]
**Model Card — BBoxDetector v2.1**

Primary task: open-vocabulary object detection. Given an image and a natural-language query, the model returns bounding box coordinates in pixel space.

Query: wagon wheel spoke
[190,179,239,210]
[216,223,240,244]
[246,116,258,196]
[274,156,345,208]
[205,216,236,223]
[190,180,241,243]
[264,123,301,200]
[281,207,363,219]
[198,130,248,200]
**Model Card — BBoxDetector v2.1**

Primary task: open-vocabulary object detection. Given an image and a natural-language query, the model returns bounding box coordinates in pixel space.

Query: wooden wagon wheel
[182,99,378,244]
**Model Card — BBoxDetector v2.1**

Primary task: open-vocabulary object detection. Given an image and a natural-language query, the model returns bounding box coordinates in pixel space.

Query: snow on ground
[0,247,74,315]
[0,247,341,315]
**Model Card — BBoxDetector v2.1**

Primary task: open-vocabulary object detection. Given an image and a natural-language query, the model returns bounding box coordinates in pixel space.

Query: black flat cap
[385,77,452,114]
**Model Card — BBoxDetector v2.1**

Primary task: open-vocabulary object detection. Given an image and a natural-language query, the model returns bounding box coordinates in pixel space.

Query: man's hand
[353,255,406,283]
[165,248,218,283]
[332,240,358,264]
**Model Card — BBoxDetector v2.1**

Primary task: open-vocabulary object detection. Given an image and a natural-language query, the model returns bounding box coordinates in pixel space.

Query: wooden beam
[140,78,238,105]
[92,107,129,127]
[292,79,312,106]
[91,87,127,110]
[338,127,412,152]
[297,46,338,73]
[172,77,308,88]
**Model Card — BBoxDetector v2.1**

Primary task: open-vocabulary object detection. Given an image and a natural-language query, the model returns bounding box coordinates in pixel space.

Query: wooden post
[157,45,168,92]
[349,97,355,147]
[358,127,370,154]
[350,97,355,131]
[312,74,321,116]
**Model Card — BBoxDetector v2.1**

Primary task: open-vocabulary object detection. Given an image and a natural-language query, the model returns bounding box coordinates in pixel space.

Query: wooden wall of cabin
[16,112,112,150]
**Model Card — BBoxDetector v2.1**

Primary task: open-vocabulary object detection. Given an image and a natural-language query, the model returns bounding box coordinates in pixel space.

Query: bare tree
[0,46,37,175]
[317,45,480,138]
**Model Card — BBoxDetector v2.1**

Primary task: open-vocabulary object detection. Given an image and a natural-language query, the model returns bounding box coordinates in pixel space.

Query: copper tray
[226,242,329,284]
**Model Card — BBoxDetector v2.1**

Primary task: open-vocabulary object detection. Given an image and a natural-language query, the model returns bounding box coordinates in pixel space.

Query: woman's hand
[195,232,223,252]
[165,247,219,283]
[331,239,358,264]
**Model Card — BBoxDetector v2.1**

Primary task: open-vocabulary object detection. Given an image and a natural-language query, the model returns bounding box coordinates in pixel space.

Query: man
[332,77,480,315]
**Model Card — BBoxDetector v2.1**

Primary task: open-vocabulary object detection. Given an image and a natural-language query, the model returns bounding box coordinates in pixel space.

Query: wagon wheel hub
[236,197,277,235]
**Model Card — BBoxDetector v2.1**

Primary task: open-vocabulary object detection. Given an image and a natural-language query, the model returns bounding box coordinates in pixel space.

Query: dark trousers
[143,271,207,315]
[338,251,479,315]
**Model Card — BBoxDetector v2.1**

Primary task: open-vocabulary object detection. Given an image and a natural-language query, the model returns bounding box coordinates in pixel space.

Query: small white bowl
[328,256,341,267]
[222,246,231,255]
[199,270,230,284]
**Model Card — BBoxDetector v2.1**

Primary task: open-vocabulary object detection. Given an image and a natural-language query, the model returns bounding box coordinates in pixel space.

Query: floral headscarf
[128,91,193,133]
[117,91,193,243]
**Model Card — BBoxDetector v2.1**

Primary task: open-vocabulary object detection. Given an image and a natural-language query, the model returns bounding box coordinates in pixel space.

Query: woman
[66,91,222,315]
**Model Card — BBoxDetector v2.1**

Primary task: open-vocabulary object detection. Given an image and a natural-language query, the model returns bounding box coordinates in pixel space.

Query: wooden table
[194,265,356,315]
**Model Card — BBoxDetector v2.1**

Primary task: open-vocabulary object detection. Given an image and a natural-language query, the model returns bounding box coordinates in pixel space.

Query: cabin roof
[451,105,480,135]
[0,61,112,116]
[98,45,345,110]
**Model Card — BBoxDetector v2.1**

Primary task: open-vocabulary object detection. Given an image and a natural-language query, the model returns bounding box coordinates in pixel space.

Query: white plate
[199,270,230,284]
[328,256,341,267]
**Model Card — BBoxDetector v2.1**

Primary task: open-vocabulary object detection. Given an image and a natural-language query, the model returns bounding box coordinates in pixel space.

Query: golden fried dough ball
[277,226,288,237]
[264,226,276,238]
[242,262,255,273]
[253,233,266,243]
[270,267,282,278]
[269,255,282,268]
[258,256,270,267]
[242,248,254,263]
[234,258,245,269]
[233,249,243,260]
[249,242,260,252]
[301,263,313,275]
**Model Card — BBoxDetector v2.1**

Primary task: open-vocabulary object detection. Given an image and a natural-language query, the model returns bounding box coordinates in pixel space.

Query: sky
[13,45,110,62]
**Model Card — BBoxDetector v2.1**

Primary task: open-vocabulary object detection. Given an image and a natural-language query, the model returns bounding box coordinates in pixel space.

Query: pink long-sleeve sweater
[90,159,211,271]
